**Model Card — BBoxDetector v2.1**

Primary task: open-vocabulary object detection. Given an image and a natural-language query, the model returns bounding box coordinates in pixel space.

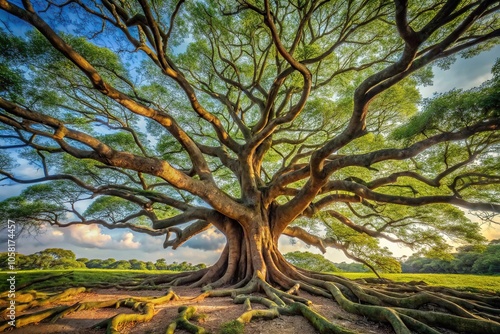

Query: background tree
[402,241,500,274]
[85,259,105,269]
[284,251,340,272]
[129,258,148,270]
[145,261,157,270]
[0,248,84,269]
[335,261,370,273]
[1,0,500,333]
[155,258,168,271]
[110,260,133,270]
[101,258,117,269]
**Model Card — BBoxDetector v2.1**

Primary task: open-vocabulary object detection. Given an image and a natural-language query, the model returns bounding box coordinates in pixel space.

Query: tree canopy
[1,0,499,273]
[1,1,500,333]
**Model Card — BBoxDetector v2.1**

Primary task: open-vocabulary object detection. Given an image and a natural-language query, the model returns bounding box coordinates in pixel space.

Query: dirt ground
[5,287,394,334]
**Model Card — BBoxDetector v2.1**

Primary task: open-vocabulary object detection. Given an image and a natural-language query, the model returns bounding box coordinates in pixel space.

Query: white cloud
[66,224,112,248]
[117,232,141,249]
[184,227,226,251]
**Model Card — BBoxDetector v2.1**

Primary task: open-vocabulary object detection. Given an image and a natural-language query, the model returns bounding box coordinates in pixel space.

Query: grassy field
[0,269,175,291]
[1,269,499,293]
[335,272,500,293]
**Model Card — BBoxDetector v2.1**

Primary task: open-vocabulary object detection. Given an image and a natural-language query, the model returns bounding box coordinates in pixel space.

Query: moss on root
[219,320,245,334]
[165,305,207,334]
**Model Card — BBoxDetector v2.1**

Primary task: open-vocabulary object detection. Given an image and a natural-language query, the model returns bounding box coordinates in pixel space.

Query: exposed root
[92,300,156,334]
[179,249,500,334]
[228,277,357,334]
[166,306,206,334]
[0,305,68,331]
[198,271,358,334]
[0,287,86,317]
[280,302,357,334]
[0,288,179,333]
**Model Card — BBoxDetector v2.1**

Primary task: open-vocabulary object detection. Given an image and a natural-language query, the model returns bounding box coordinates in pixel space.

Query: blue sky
[1,43,499,265]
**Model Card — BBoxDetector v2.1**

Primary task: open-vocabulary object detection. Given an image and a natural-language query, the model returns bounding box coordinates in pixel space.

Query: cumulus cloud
[184,228,226,251]
[142,236,165,252]
[117,232,141,249]
[66,224,112,248]
[63,225,145,250]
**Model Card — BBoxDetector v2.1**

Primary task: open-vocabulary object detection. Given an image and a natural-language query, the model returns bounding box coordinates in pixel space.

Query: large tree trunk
[185,214,298,290]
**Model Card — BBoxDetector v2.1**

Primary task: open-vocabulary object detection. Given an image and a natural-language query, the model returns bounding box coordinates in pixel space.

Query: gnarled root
[197,271,358,334]
[0,288,180,333]
[0,288,86,331]
[187,247,500,334]
[166,306,206,334]
[92,300,156,334]
[0,306,68,331]
[0,287,86,318]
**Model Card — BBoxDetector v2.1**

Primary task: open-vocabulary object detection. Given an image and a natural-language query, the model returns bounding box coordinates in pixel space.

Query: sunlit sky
[1,39,499,265]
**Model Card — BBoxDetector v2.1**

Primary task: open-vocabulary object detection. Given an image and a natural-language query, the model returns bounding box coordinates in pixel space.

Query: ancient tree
[1,0,500,333]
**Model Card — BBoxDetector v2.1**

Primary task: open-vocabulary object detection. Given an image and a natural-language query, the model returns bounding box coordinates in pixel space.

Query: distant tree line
[2,244,499,274]
[0,248,206,272]
[402,241,500,274]
[286,243,500,275]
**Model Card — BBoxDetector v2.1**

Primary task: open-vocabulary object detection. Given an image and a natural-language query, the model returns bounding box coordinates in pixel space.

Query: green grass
[335,272,500,293]
[219,320,245,334]
[1,270,499,294]
[0,269,175,291]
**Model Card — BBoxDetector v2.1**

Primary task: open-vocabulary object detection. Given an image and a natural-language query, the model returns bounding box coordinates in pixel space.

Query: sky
[1,32,499,265]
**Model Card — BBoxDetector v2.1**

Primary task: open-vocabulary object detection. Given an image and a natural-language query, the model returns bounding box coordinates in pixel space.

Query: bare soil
[5,287,394,334]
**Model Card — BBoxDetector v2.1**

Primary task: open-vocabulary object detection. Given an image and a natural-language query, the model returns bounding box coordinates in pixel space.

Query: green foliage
[0,248,206,271]
[284,251,339,272]
[109,260,132,270]
[0,29,28,99]
[0,194,63,234]
[402,242,500,274]
[0,248,84,270]
[392,63,500,139]
[334,262,370,273]
[84,196,140,222]
[129,259,147,270]
[367,77,421,133]
[317,211,402,274]
[155,258,168,270]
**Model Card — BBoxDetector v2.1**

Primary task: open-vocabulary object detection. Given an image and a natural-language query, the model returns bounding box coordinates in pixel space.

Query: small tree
[110,260,133,270]
[129,259,147,270]
[145,261,157,270]
[85,259,104,269]
[155,258,168,271]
